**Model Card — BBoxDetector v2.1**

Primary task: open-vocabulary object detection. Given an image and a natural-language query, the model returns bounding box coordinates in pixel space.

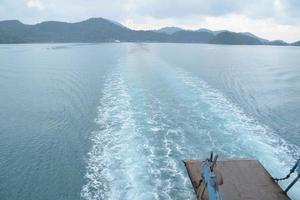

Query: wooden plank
[183,159,290,200]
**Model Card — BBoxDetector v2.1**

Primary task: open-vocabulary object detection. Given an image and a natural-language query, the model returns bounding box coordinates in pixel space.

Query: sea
[0,43,299,200]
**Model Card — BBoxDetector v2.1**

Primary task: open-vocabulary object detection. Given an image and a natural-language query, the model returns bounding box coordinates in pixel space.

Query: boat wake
[175,67,299,157]
[81,56,299,199]
[81,67,194,200]
[81,69,145,199]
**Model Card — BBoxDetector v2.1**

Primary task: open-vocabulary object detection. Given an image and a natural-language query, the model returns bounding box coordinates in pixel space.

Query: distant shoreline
[0,41,299,47]
[0,17,299,46]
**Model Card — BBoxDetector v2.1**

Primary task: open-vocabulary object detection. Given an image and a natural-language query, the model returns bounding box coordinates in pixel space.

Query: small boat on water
[184,152,300,200]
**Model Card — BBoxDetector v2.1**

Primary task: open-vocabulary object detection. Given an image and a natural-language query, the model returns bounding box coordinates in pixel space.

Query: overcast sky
[1,0,300,42]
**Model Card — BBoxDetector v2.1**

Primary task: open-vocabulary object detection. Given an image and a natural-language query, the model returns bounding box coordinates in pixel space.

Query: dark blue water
[0,43,299,200]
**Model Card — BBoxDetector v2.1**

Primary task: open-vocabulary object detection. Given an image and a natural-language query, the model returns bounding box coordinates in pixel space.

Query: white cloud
[201,14,300,42]
[0,0,299,42]
[122,14,300,43]
[27,0,44,10]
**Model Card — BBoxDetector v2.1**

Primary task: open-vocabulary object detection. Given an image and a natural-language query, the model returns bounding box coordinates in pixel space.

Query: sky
[0,0,300,42]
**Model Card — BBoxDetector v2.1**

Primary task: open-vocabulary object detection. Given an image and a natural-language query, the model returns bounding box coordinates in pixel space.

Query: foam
[81,66,195,199]
[81,63,299,199]
[81,69,145,199]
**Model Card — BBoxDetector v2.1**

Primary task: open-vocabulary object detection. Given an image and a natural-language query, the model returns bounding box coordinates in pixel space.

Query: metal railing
[273,158,300,194]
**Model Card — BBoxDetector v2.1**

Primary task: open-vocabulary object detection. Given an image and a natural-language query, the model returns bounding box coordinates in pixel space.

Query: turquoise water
[0,43,299,200]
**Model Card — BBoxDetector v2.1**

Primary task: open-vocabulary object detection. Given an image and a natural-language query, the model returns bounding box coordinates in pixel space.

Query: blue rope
[200,152,223,200]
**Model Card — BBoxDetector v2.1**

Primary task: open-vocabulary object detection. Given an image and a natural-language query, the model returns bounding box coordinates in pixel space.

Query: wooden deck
[183,159,290,200]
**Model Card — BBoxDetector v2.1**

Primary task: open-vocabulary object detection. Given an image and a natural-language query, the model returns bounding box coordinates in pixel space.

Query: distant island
[0,17,299,46]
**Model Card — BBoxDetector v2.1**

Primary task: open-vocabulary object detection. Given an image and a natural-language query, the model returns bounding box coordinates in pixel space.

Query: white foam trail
[81,66,195,199]
[81,69,151,200]
[138,97,194,199]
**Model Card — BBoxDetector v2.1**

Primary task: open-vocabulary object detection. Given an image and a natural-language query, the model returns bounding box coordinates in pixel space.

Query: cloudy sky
[1,0,300,42]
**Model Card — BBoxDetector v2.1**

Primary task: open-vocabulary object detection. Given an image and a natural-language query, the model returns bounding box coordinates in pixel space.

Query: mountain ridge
[0,17,299,46]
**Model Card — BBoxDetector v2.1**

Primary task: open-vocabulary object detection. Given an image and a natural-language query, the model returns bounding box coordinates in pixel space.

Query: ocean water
[0,43,299,200]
